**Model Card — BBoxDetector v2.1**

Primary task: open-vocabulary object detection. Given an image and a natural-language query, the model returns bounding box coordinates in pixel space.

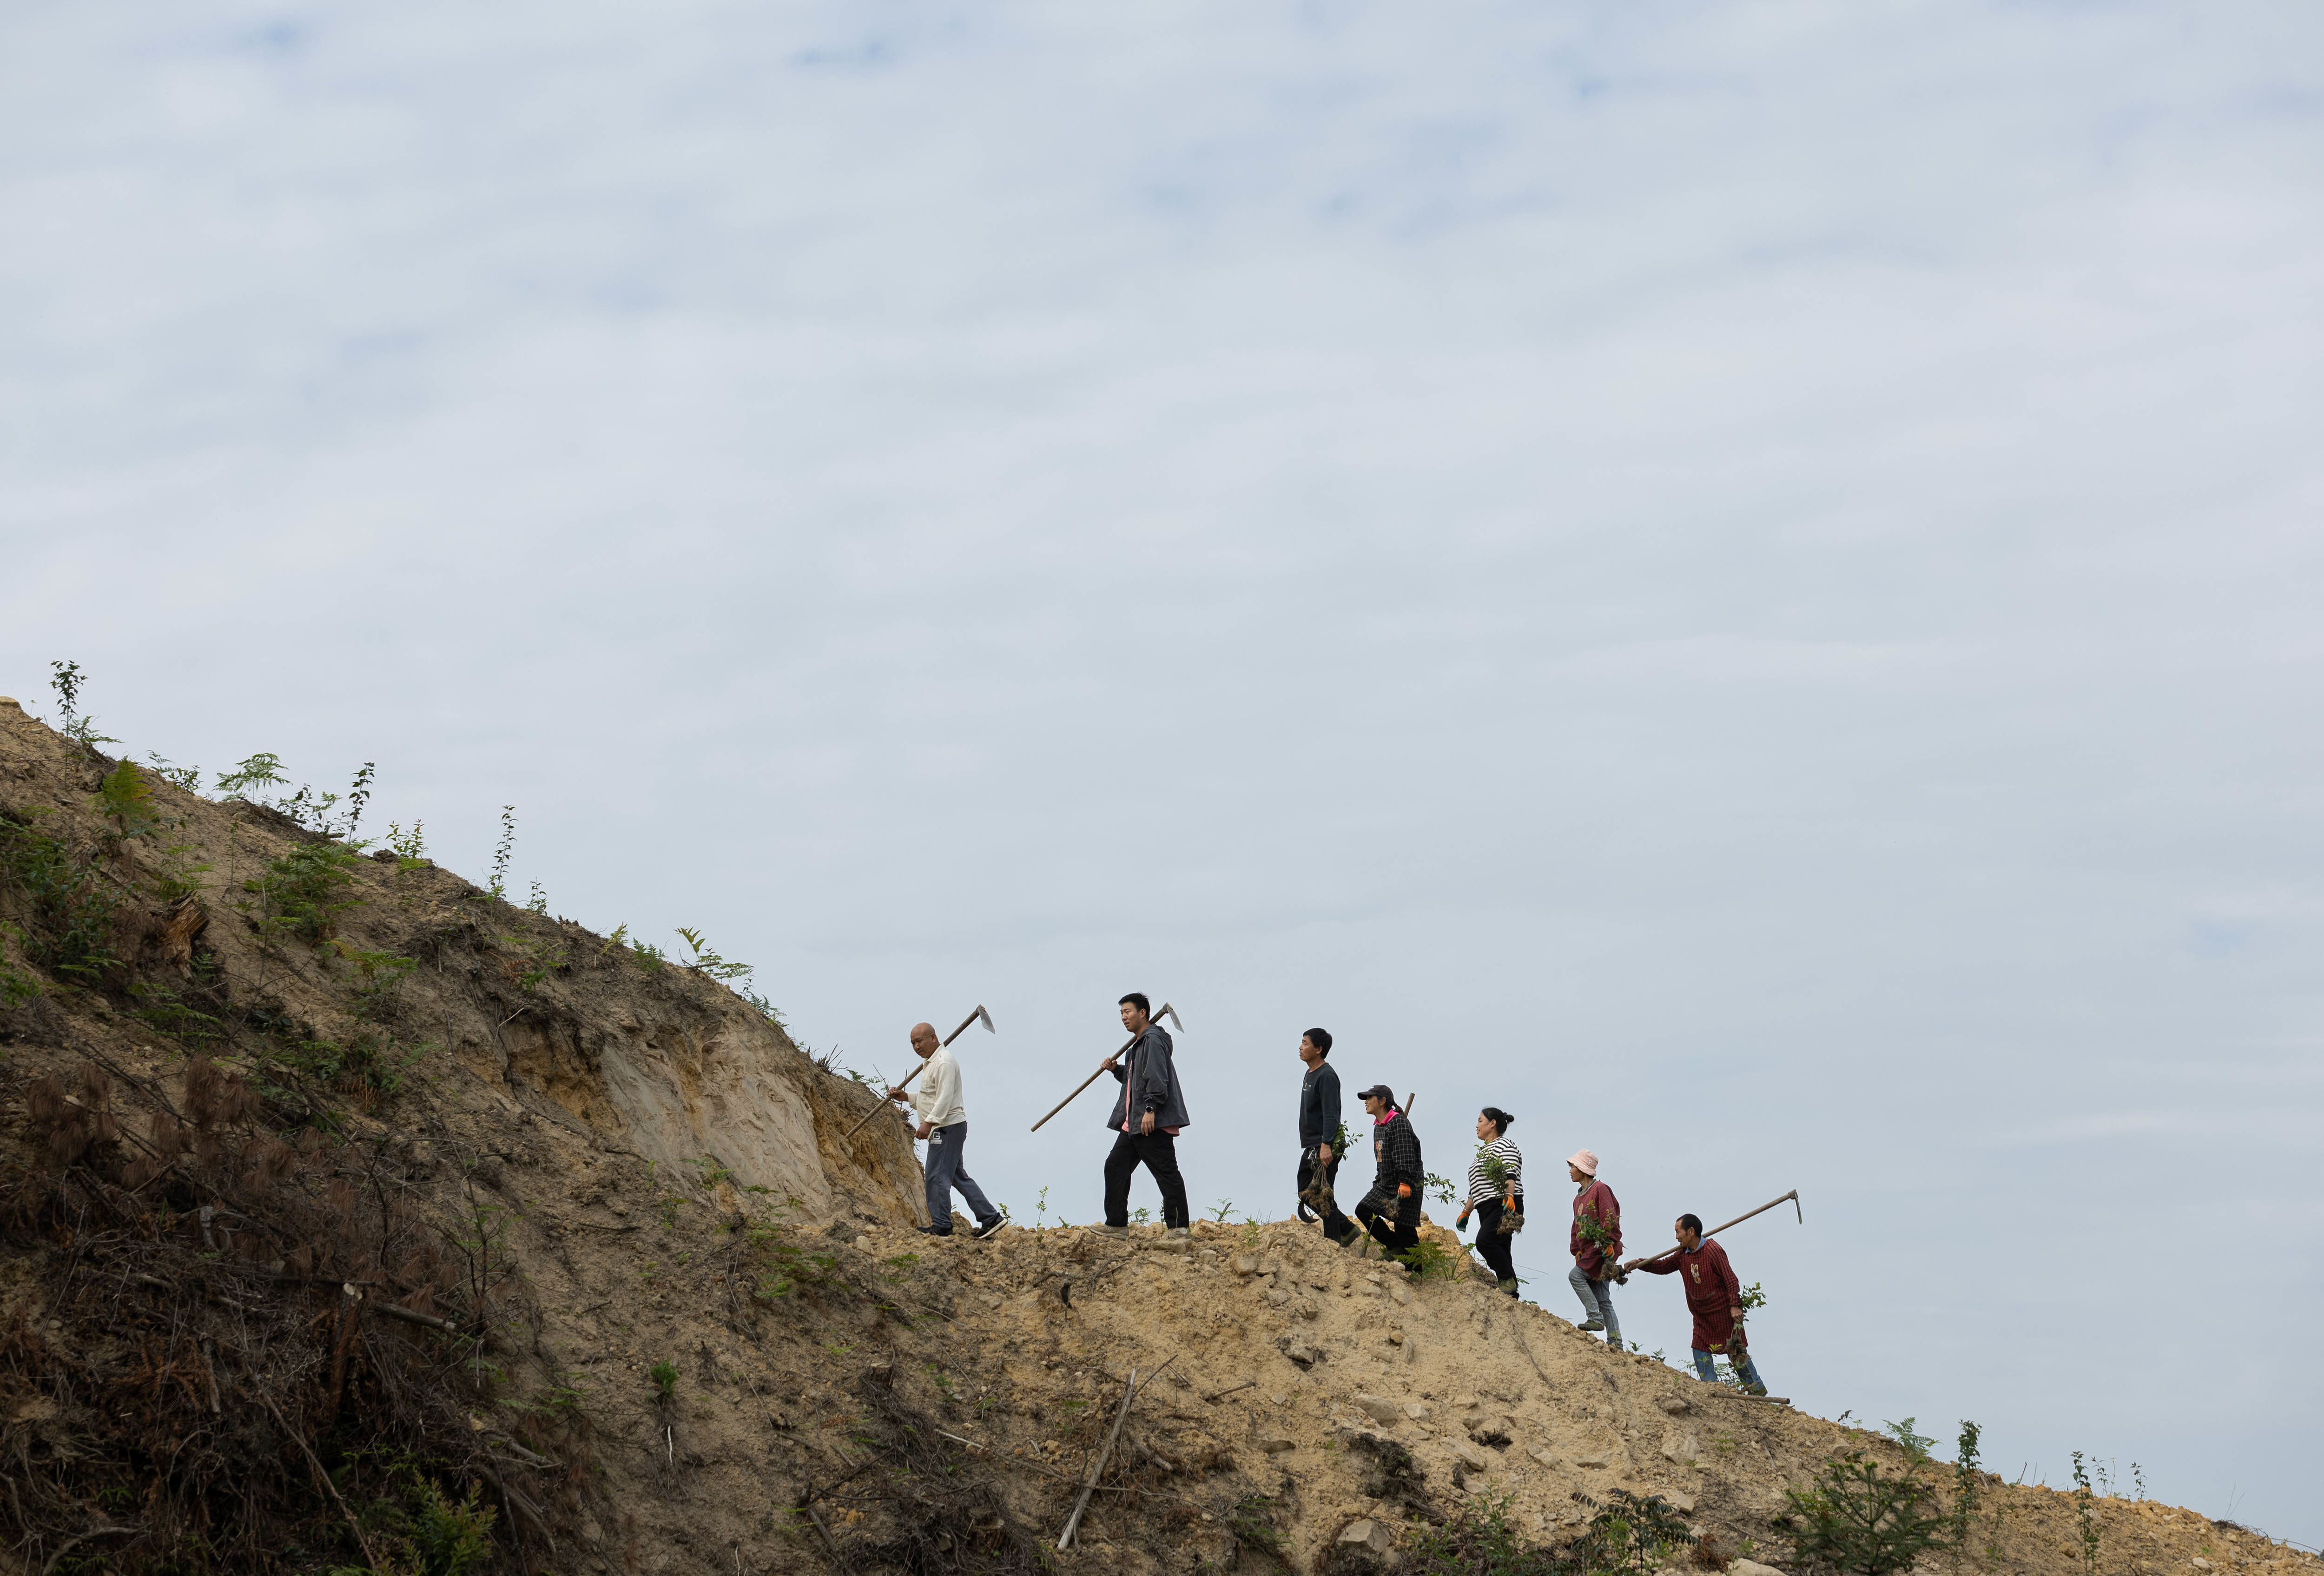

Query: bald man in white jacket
[887,1020,1006,1239]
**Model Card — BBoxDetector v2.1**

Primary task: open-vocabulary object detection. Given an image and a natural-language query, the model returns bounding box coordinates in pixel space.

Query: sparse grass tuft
[1397,1236,1462,1281]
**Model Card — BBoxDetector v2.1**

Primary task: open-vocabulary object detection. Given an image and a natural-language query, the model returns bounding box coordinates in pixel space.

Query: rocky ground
[0,692,2311,1576]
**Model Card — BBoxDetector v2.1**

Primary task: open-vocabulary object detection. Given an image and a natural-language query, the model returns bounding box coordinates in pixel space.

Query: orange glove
[1397,1183,1412,1199]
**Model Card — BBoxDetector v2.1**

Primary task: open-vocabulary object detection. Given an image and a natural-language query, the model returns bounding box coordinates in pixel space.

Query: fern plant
[675,927,755,982]
[93,760,163,840]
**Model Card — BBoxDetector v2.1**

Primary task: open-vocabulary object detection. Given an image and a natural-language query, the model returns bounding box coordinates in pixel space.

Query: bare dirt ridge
[0,695,2306,1576]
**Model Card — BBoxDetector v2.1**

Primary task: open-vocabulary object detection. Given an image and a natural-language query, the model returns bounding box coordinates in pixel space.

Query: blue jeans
[1693,1344,1766,1391]
[1568,1266,1621,1346]
[924,1122,997,1231]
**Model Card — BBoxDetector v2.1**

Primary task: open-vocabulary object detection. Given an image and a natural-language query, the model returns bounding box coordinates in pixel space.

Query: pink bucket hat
[1567,1149,1598,1177]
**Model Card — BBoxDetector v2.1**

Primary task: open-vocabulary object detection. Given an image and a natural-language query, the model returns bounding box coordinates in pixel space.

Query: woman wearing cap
[1455,1107,1523,1297]
[1350,1085,1422,1260]
[1566,1149,1623,1346]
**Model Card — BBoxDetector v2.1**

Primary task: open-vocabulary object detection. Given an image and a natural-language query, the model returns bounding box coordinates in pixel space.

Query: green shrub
[48,659,118,748]
[215,751,291,799]
[407,1477,496,1576]
[2070,1451,2100,1576]
[1566,1490,1697,1574]
[745,1220,839,1301]
[342,947,419,1018]
[331,1474,497,1576]
[649,1359,680,1398]
[146,840,213,902]
[1412,1495,1559,1574]
[260,1031,428,1112]
[0,812,121,982]
[1775,1449,1948,1575]
[1413,1490,1693,1576]
[94,759,163,839]
[127,980,223,1045]
[0,921,40,1008]
[242,840,364,944]
[1227,1494,1283,1554]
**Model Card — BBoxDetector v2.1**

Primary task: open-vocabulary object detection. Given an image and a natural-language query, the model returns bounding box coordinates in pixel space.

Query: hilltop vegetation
[0,682,2309,1576]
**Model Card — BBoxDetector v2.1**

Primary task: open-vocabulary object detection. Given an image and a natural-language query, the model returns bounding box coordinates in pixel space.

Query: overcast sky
[6,0,2322,1544]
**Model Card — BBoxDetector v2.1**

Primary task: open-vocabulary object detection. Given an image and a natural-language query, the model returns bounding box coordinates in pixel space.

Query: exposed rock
[1356,1394,1402,1425]
[1338,1517,1393,1552]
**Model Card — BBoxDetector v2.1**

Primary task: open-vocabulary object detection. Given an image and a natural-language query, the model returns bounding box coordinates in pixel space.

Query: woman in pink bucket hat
[1566,1149,1623,1346]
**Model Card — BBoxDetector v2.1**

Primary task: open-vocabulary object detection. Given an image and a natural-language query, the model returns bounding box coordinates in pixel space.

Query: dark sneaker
[973,1217,1007,1240]
[917,1225,953,1237]
[1577,1318,1604,1332]
[1497,1278,1520,1298]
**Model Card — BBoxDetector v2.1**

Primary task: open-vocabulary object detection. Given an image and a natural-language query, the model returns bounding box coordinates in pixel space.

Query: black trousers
[1103,1129,1189,1229]
[1296,1146,1352,1241]
[1476,1196,1523,1291]
[1355,1187,1418,1257]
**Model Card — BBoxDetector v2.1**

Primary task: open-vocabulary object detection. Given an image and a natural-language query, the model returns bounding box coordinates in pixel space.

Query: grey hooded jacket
[1104,1025,1191,1132]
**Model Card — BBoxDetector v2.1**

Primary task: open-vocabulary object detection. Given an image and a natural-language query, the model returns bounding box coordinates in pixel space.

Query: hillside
[0,694,2311,1576]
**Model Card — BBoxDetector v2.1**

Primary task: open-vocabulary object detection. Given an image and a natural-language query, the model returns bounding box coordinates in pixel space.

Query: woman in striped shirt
[1456,1107,1523,1297]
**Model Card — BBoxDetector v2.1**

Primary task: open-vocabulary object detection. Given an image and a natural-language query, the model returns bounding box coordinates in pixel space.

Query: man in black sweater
[1351,1084,1423,1261]
[1294,1028,1352,1244]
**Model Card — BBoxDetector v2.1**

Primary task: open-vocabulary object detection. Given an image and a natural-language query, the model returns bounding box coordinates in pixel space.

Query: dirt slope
[0,695,2309,1576]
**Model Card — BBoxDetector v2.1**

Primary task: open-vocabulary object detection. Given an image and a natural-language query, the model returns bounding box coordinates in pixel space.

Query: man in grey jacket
[1099,993,1191,1235]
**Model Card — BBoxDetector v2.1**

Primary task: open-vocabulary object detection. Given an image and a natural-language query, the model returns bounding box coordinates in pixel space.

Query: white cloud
[5,0,2324,1542]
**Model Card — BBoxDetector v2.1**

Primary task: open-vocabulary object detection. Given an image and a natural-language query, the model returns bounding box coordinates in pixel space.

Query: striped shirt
[1465,1137,1522,1207]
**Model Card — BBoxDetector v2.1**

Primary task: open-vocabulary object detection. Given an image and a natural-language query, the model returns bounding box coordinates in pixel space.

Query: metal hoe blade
[1030,1001,1181,1133]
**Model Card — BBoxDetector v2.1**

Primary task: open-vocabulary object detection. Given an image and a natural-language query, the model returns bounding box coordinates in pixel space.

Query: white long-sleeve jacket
[908,1046,965,1128]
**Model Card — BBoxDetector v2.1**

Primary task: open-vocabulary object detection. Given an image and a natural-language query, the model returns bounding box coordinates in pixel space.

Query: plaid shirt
[1371,1110,1423,1191]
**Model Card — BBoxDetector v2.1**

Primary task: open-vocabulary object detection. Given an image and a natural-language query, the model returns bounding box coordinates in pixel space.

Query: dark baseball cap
[1355,1084,1395,1103]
